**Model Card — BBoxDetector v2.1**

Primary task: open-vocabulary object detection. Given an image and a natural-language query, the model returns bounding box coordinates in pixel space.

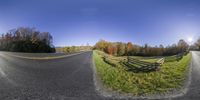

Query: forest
[0,27,55,53]
[94,38,200,56]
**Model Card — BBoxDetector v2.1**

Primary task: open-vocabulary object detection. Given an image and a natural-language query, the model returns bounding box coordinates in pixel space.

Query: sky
[0,0,200,47]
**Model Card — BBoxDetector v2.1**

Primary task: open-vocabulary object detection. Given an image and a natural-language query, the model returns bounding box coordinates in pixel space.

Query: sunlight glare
[187,37,193,43]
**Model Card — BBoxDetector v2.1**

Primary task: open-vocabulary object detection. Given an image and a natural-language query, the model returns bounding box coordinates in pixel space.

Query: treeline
[191,37,200,50]
[0,27,55,53]
[56,45,92,53]
[94,39,190,56]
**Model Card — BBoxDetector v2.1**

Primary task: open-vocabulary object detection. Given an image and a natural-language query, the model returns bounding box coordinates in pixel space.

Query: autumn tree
[94,40,109,51]
[0,27,55,53]
[117,42,126,56]
[93,39,189,56]
[126,42,134,56]
[106,43,114,55]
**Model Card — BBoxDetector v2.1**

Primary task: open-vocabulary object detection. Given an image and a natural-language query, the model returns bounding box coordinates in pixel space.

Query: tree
[126,42,134,56]
[158,44,164,55]
[177,39,189,53]
[117,42,126,56]
[94,39,109,51]
[0,27,55,53]
[93,39,189,56]
[195,37,200,50]
[106,44,114,55]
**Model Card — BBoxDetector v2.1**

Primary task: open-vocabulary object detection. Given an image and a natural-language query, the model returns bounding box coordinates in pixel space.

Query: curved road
[0,51,200,100]
[0,51,103,100]
[173,51,200,100]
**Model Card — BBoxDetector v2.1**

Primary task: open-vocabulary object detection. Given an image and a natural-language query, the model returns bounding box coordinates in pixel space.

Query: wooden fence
[124,57,165,72]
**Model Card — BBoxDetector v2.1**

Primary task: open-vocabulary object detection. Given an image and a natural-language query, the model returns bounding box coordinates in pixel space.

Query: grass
[141,58,159,63]
[165,55,179,62]
[93,50,192,95]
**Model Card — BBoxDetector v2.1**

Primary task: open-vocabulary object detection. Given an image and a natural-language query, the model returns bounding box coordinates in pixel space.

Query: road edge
[91,51,193,99]
[1,52,86,60]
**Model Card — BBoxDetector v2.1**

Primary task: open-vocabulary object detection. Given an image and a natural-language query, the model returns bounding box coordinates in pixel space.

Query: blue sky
[0,0,200,46]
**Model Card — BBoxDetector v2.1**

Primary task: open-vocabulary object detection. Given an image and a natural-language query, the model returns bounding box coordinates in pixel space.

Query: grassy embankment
[93,50,192,95]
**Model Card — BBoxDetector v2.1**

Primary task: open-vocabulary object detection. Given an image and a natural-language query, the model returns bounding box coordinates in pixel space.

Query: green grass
[141,58,159,63]
[93,50,192,95]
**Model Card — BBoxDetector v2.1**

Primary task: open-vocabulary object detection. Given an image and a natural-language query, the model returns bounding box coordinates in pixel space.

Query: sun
[187,37,193,43]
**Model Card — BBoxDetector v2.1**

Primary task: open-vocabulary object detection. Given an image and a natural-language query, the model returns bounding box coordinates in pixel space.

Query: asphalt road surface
[173,51,200,100]
[0,51,200,100]
[0,51,103,100]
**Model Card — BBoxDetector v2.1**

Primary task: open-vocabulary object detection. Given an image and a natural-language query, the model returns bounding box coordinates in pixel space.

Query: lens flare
[187,37,193,43]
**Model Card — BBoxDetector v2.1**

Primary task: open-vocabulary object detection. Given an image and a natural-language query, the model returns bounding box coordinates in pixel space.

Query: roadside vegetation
[0,27,55,53]
[93,38,195,95]
[56,45,92,53]
[93,50,192,95]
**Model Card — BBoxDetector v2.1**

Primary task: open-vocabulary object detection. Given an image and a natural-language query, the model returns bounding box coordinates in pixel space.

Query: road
[173,51,200,100]
[0,51,103,100]
[0,51,200,100]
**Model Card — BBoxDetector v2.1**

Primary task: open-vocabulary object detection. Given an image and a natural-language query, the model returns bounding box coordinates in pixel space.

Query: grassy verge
[93,50,192,95]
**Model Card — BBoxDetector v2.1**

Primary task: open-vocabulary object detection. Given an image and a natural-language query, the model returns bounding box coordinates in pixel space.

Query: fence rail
[125,57,165,72]
[156,58,165,66]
